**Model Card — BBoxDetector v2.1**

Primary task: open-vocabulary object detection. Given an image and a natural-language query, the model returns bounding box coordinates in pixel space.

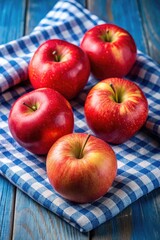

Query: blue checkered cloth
[0,0,160,232]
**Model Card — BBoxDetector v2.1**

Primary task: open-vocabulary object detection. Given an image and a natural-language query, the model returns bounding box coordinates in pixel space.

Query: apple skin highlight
[81,23,137,80]
[84,78,148,144]
[8,88,74,155]
[29,39,90,100]
[46,133,117,203]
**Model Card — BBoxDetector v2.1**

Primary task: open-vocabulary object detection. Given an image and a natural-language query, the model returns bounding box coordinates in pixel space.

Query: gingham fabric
[0,0,160,232]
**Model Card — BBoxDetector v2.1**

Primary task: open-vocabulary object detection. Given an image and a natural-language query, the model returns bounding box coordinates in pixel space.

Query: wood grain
[88,0,109,22]
[88,0,147,53]
[137,0,160,64]
[0,0,26,44]
[131,188,160,240]
[25,0,86,34]
[0,1,26,239]
[25,0,57,34]
[13,189,89,240]
[0,176,15,240]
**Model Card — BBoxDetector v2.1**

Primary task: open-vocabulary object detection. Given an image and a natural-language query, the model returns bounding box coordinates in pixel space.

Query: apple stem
[52,50,60,62]
[23,102,37,111]
[101,30,112,42]
[78,134,91,159]
[105,30,110,42]
[110,83,119,103]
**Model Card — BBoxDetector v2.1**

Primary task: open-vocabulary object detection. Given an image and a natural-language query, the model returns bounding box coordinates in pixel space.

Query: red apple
[84,78,148,144]
[28,39,90,100]
[81,23,137,79]
[8,88,74,155]
[46,133,117,203]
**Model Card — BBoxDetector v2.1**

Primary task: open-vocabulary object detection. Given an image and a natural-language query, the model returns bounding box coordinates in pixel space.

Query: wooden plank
[137,0,160,64]
[0,0,26,44]
[131,188,160,240]
[25,0,57,34]
[87,0,148,53]
[87,0,109,22]
[0,0,27,239]
[0,176,15,240]
[25,0,86,35]
[13,190,89,240]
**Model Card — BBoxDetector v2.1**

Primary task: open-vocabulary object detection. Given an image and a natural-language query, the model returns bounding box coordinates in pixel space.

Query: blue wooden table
[0,0,160,239]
